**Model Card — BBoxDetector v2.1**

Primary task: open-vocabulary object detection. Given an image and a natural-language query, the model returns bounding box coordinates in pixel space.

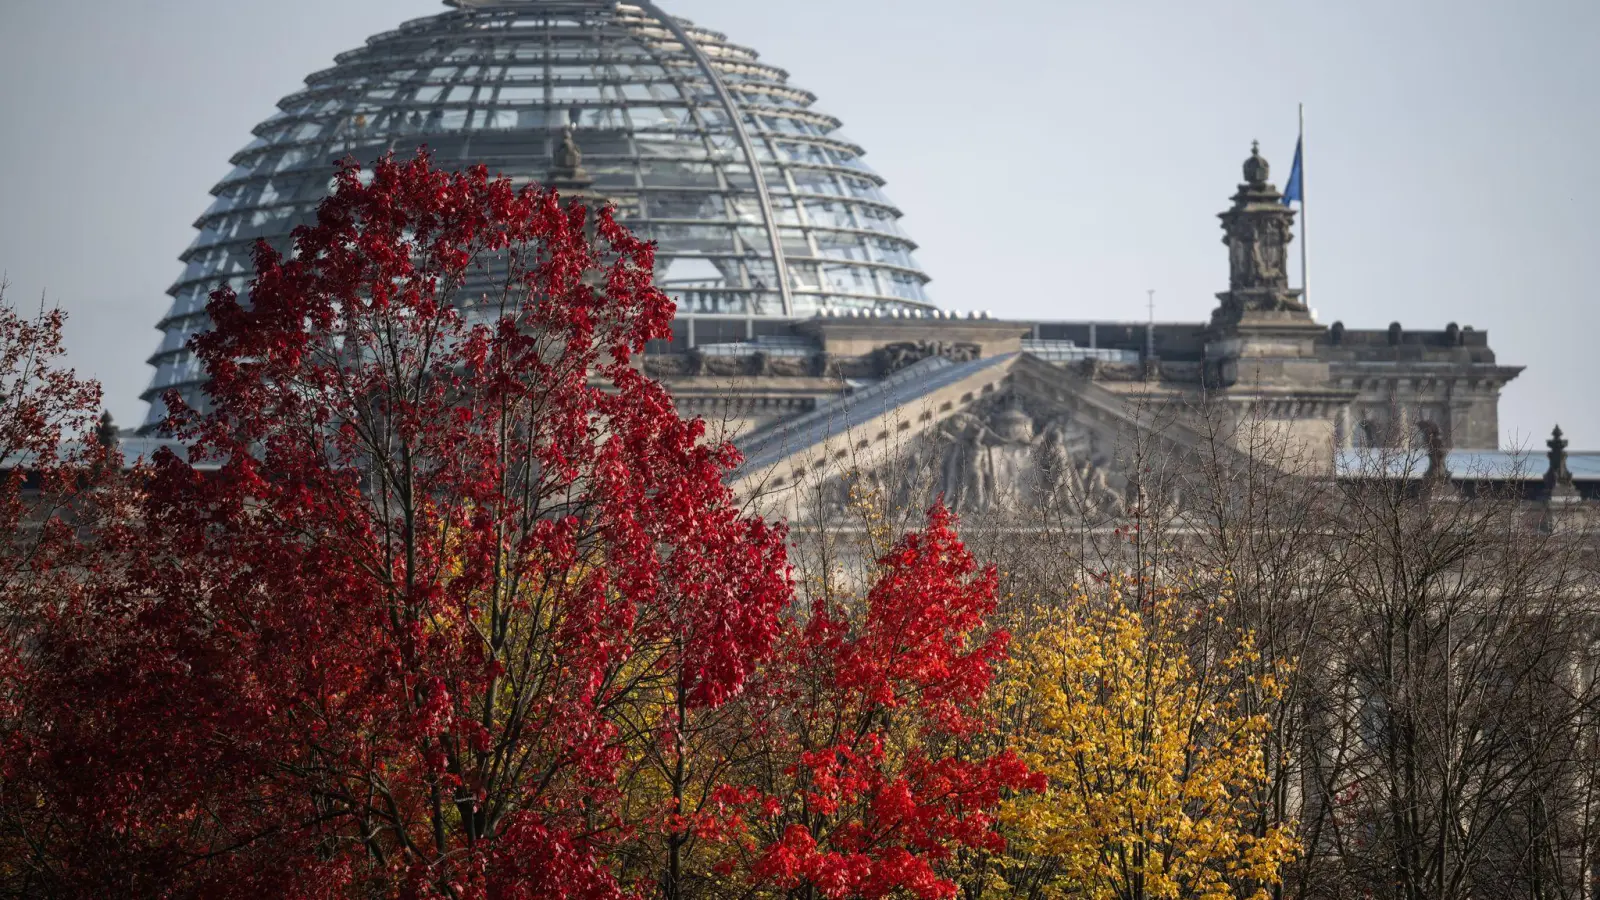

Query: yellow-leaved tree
[998,579,1298,900]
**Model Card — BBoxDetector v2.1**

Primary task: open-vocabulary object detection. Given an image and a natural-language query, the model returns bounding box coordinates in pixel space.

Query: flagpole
[1299,102,1309,309]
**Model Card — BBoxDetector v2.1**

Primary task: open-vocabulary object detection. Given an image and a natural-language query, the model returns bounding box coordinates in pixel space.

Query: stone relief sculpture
[1225,215,1290,291]
[1249,220,1285,286]
[692,353,749,377]
[1228,238,1253,291]
[874,340,982,376]
[1033,422,1125,516]
[936,411,1005,513]
[818,393,1131,519]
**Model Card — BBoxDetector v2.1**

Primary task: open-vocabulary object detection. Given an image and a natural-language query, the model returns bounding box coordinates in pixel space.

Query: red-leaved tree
[0,288,106,602]
[744,505,1039,900]
[618,503,1039,900]
[0,289,108,897]
[8,154,792,898]
[2,155,1030,900]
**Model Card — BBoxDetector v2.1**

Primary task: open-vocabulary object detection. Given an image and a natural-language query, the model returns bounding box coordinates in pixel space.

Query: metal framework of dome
[142,0,934,428]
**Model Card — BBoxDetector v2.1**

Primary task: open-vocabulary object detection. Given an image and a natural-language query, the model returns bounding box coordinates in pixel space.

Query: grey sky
[1,0,1595,447]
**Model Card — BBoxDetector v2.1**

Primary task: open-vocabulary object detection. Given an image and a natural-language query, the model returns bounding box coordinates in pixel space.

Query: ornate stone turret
[1204,142,1330,374]
[1202,142,1354,473]
[1211,141,1309,329]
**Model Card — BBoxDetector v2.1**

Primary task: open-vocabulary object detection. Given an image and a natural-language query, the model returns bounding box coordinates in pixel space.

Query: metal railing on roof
[1020,339,1140,364]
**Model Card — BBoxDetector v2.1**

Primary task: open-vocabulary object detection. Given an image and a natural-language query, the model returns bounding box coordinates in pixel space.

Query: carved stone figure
[874,340,981,376]
[1224,213,1290,291]
[1029,418,1122,516]
[692,352,749,377]
[824,356,878,379]
[1089,363,1144,383]
[1034,423,1073,496]
[940,413,995,513]
[1229,235,1252,288]
[797,389,1156,523]
[900,394,1125,517]
[1418,420,1450,480]
[552,124,588,180]
[1249,220,1285,286]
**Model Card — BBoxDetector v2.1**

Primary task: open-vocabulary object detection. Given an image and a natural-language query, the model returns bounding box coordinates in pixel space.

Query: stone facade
[1321,324,1517,451]
[628,144,1591,519]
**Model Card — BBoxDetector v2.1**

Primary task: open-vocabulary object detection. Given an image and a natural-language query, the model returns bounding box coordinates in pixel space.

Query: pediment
[731,353,1209,524]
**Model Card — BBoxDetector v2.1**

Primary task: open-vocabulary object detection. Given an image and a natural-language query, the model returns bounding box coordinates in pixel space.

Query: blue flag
[1282,136,1303,205]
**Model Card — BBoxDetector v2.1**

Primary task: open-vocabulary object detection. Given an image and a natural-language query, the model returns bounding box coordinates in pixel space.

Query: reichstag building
[132,0,1596,519]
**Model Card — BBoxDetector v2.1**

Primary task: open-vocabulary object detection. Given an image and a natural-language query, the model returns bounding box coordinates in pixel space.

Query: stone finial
[1242,140,1269,186]
[95,411,118,450]
[1545,425,1575,494]
[1540,424,1583,532]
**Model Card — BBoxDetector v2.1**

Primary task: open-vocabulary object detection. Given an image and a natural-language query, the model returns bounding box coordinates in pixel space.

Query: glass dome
[143,0,934,429]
